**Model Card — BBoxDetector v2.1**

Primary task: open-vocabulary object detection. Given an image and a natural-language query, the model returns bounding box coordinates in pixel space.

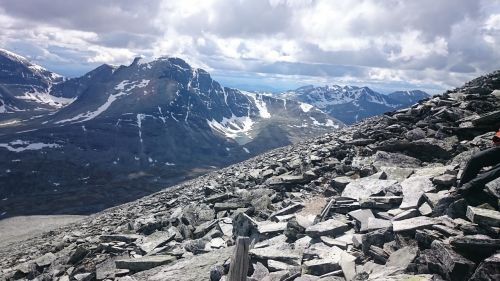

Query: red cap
[494,129,500,143]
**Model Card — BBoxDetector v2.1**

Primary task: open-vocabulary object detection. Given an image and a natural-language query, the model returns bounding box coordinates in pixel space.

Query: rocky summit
[1,71,499,281]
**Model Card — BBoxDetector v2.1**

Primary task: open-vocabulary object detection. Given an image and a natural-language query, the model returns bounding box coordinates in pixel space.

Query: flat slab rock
[342,178,399,200]
[305,219,349,238]
[130,247,233,280]
[392,216,436,232]
[466,206,500,227]
[115,255,176,272]
[399,176,435,210]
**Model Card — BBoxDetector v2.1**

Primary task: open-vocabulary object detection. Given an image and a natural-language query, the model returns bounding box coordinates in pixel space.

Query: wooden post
[228,236,250,281]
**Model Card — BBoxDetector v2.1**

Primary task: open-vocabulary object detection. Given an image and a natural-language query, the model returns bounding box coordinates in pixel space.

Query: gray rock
[34,252,56,268]
[331,176,352,190]
[399,176,435,209]
[364,218,392,232]
[320,236,348,250]
[232,212,258,239]
[432,174,457,187]
[267,259,298,272]
[359,196,403,210]
[257,221,287,235]
[469,252,500,281]
[392,216,436,232]
[430,240,476,281]
[386,246,418,269]
[418,202,432,216]
[305,219,349,238]
[302,259,341,276]
[74,273,94,281]
[68,246,89,264]
[405,128,427,141]
[210,265,224,281]
[193,220,219,238]
[485,177,500,199]
[214,202,246,212]
[131,246,233,281]
[378,166,415,183]
[139,231,175,253]
[392,209,419,221]
[342,178,400,200]
[339,252,356,281]
[250,246,301,265]
[467,206,500,227]
[115,255,176,272]
[269,203,304,221]
[361,228,394,254]
[100,234,142,243]
[251,262,270,280]
[372,151,422,169]
[450,235,500,258]
[348,209,375,231]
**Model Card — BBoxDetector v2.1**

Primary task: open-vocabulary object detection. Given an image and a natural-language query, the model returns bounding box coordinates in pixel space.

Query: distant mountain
[0,49,71,113]
[0,51,343,217]
[387,90,430,105]
[278,85,430,124]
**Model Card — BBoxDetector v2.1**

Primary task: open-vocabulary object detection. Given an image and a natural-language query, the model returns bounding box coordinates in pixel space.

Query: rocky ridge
[1,71,500,280]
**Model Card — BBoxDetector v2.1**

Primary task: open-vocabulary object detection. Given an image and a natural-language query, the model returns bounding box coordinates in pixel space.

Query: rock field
[1,71,500,280]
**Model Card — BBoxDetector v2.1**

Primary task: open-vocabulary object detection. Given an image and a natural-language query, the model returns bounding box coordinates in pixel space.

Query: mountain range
[278,85,429,124]
[0,50,342,217]
[0,49,429,217]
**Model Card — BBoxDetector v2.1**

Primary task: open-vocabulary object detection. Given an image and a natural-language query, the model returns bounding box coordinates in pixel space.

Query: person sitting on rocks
[458,129,500,193]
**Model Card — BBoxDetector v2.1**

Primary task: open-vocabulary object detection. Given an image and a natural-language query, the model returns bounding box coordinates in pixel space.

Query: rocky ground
[1,71,500,280]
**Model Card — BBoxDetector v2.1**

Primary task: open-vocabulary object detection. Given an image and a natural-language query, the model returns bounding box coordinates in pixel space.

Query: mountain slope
[1,70,498,281]
[0,49,71,113]
[0,54,342,217]
[279,85,430,124]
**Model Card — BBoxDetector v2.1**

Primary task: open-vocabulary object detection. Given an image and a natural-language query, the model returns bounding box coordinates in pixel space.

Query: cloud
[0,0,499,92]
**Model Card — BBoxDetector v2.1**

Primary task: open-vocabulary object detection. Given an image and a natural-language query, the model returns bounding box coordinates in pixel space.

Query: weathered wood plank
[228,236,250,281]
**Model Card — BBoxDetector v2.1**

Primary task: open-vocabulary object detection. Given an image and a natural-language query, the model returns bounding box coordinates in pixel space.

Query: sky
[0,0,499,94]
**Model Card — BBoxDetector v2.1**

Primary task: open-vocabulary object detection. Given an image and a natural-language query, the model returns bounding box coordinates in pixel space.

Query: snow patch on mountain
[207,114,254,141]
[241,91,271,118]
[299,102,314,112]
[0,140,60,152]
[309,117,339,128]
[55,91,129,124]
[18,91,76,108]
[115,79,150,91]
